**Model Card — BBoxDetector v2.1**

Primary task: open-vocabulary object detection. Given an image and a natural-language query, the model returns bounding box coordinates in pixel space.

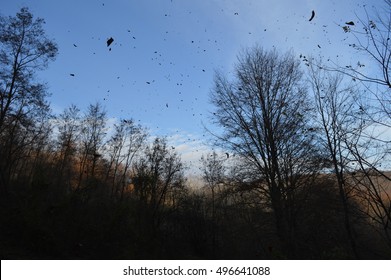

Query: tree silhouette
[333,1,391,89]
[209,46,322,258]
[76,102,107,190]
[132,137,186,239]
[1,7,390,260]
[0,7,57,193]
[308,62,365,258]
[105,119,147,199]
[200,151,226,257]
[54,104,82,193]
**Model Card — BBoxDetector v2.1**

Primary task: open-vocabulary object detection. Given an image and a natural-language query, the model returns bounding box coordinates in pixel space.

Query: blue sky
[1,0,379,174]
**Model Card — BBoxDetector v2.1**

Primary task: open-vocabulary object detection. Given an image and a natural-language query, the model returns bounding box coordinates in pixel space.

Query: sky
[1,0,381,175]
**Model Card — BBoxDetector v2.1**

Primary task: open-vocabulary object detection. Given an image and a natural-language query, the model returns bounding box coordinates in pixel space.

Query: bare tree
[349,148,391,250]
[132,137,185,233]
[54,104,82,192]
[323,0,391,125]
[331,1,391,89]
[200,151,226,256]
[209,46,322,257]
[319,0,391,253]
[0,7,57,130]
[105,119,147,199]
[76,103,107,189]
[200,151,226,217]
[0,7,57,193]
[308,61,366,258]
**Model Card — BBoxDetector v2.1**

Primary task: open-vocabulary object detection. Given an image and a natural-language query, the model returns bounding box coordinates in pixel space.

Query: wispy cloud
[166,132,214,174]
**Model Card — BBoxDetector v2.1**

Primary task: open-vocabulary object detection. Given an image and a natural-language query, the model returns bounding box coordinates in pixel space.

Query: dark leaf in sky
[70,73,75,76]
[345,21,355,26]
[225,152,229,158]
[107,37,114,47]
[309,10,315,21]
[73,44,77,47]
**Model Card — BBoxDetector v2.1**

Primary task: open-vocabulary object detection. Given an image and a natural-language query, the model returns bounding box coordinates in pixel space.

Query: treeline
[1,7,391,259]
[0,102,189,259]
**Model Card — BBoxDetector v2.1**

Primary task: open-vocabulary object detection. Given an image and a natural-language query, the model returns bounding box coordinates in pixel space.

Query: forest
[1,4,391,259]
